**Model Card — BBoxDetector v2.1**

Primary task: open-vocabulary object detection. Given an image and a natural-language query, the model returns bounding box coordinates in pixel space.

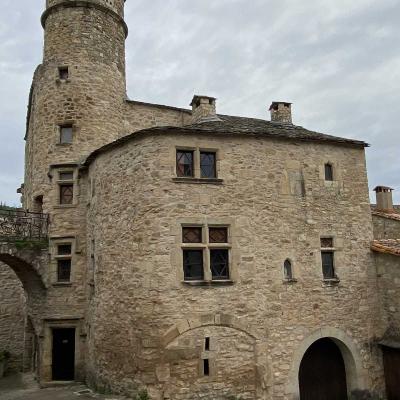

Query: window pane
[284,259,293,279]
[57,259,71,282]
[60,184,73,204]
[182,227,202,243]
[210,249,229,280]
[59,172,74,181]
[200,152,216,178]
[209,227,228,243]
[325,164,333,181]
[58,244,72,255]
[176,151,194,177]
[183,250,204,280]
[321,251,335,279]
[320,237,333,248]
[60,126,73,144]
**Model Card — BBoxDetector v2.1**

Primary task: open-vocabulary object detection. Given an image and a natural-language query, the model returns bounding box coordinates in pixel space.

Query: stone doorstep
[40,380,81,388]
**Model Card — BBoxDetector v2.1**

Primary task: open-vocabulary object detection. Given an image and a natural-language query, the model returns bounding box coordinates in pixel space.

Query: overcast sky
[0,0,399,206]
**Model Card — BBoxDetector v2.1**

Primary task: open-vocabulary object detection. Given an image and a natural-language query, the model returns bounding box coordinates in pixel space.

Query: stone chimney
[374,186,394,212]
[269,102,292,124]
[190,95,220,123]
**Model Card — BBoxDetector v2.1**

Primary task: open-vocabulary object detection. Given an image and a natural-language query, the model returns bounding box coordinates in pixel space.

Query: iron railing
[0,209,49,240]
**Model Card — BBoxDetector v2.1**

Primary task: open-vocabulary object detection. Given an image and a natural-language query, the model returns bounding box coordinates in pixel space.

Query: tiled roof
[371,207,400,222]
[84,114,367,166]
[371,239,400,256]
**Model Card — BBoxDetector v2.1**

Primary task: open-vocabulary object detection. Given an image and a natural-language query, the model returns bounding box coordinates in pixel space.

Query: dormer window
[324,163,333,181]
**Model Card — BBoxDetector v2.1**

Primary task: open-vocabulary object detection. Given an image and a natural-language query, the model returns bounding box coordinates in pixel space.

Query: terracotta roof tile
[371,239,400,256]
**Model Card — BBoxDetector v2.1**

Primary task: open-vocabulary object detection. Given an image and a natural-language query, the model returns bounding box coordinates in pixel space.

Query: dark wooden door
[299,338,348,400]
[383,346,400,400]
[52,328,75,381]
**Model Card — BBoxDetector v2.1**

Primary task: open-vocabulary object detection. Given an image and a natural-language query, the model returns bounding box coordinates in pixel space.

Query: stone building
[0,1,399,399]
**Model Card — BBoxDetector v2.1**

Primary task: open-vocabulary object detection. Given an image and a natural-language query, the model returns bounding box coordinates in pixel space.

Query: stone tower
[24,0,127,212]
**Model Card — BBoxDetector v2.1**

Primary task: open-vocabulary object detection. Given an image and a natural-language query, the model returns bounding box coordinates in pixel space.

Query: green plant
[136,389,150,400]
[0,351,11,362]
[13,239,48,250]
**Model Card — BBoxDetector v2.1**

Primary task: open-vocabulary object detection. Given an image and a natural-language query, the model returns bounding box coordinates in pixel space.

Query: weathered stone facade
[1,0,399,399]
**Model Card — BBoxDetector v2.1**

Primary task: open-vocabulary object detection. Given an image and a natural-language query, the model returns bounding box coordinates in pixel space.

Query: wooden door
[52,328,75,381]
[299,338,348,400]
[383,346,400,400]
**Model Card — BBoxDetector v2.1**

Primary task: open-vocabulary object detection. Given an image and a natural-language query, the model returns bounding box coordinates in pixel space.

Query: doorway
[299,338,348,400]
[382,346,400,400]
[52,328,75,381]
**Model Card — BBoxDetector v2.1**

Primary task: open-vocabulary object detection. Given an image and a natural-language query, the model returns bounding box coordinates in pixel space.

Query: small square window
[58,244,72,255]
[183,250,204,280]
[57,259,71,282]
[60,184,73,205]
[200,152,216,178]
[60,125,73,144]
[183,227,202,243]
[320,237,333,248]
[321,251,335,279]
[59,67,69,80]
[209,227,228,243]
[210,249,229,280]
[325,163,333,181]
[176,150,194,177]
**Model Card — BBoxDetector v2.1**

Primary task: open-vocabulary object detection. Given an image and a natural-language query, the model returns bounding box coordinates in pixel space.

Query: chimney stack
[269,102,292,124]
[374,186,394,212]
[190,95,220,123]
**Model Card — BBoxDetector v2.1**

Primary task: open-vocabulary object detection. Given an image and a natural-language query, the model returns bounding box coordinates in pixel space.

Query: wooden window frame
[175,147,219,180]
[320,237,339,282]
[53,240,74,284]
[324,163,334,181]
[57,170,76,206]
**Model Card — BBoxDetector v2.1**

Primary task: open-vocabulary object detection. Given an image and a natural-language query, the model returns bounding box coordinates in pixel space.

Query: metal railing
[0,209,49,241]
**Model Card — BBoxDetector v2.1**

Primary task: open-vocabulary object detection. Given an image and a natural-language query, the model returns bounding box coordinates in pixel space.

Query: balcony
[0,209,49,241]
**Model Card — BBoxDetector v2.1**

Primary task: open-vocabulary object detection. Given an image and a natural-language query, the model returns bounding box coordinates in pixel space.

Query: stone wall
[372,215,400,239]
[86,131,384,399]
[0,264,26,374]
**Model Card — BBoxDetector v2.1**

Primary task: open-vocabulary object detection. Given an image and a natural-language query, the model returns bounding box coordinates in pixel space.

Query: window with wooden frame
[181,225,230,282]
[176,150,194,177]
[55,243,72,283]
[200,151,216,178]
[58,171,74,205]
[175,148,219,180]
[320,237,337,280]
[59,124,73,144]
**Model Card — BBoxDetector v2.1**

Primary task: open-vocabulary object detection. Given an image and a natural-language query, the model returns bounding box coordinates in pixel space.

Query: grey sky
[0,0,399,205]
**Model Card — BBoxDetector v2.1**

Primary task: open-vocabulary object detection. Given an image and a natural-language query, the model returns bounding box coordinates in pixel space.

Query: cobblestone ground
[0,374,129,400]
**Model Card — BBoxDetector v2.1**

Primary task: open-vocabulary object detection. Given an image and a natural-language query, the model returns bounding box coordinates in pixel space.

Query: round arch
[287,327,367,398]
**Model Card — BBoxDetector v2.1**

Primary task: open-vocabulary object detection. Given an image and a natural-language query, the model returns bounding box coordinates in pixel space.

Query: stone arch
[162,313,258,347]
[287,327,367,399]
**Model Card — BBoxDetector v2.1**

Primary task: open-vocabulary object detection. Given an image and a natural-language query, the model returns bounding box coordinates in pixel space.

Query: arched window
[324,163,333,181]
[284,259,293,280]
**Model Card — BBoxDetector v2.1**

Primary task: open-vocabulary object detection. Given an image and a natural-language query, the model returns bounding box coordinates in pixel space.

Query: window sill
[52,282,72,287]
[55,78,71,84]
[182,280,233,287]
[322,278,340,286]
[172,177,223,185]
[283,278,298,284]
[53,204,78,209]
[55,143,73,147]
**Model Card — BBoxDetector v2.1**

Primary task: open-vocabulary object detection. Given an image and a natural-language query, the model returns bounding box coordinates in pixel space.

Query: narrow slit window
[321,251,335,279]
[203,359,210,376]
[205,337,210,351]
[283,259,293,280]
[60,125,73,144]
[324,163,333,181]
[200,152,216,178]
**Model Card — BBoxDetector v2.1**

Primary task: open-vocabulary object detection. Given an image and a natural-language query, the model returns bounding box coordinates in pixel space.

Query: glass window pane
[325,164,333,181]
[200,152,216,178]
[57,259,71,282]
[210,249,229,280]
[209,227,228,243]
[60,126,73,144]
[182,227,202,243]
[59,172,74,181]
[321,251,335,279]
[176,151,194,177]
[284,259,292,279]
[60,184,73,204]
[58,244,72,255]
[183,250,204,280]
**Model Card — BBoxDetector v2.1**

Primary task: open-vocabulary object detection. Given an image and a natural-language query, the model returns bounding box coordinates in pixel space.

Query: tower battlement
[45,0,125,17]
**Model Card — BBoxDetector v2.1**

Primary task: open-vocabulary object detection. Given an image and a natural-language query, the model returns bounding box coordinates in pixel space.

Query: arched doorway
[299,338,348,400]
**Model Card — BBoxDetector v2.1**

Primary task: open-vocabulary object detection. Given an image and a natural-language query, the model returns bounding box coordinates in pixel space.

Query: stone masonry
[0,1,399,399]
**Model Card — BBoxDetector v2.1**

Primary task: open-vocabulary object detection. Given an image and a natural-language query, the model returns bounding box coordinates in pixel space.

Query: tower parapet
[45,0,126,18]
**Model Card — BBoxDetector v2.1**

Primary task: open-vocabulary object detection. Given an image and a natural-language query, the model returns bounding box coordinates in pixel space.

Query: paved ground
[0,374,129,400]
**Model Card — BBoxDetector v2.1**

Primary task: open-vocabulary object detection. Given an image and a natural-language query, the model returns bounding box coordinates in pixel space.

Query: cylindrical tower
[24,0,127,212]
